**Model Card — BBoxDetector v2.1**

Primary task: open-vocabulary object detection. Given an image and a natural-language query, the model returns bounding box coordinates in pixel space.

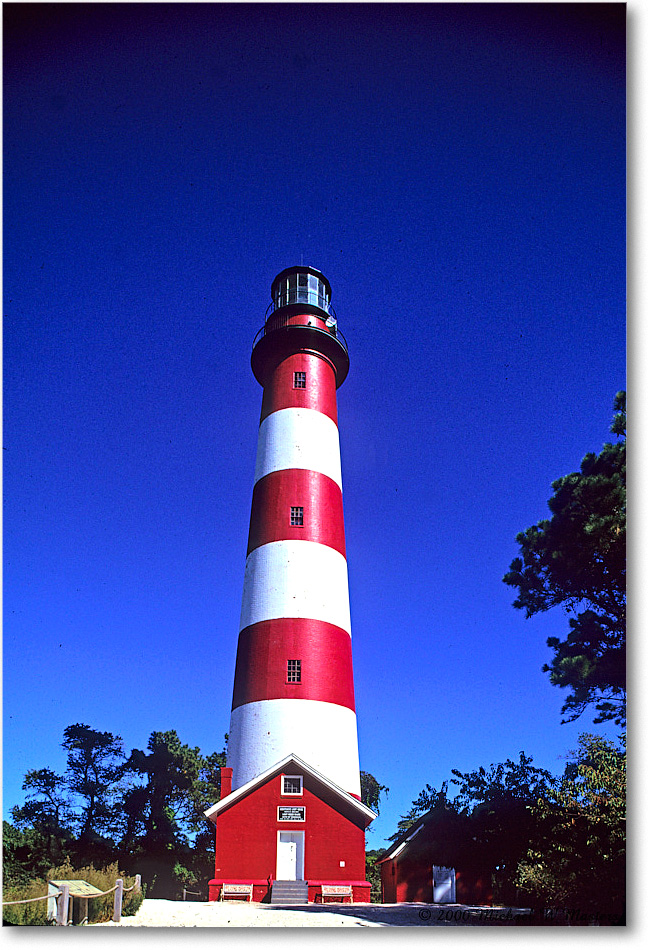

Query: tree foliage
[62,723,127,839]
[390,738,625,914]
[503,392,626,725]
[5,725,227,900]
[392,752,552,832]
[449,753,554,814]
[449,754,555,901]
[389,753,555,902]
[10,768,73,873]
[125,730,202,852]
[516,733,625,920]
[365,849,384,902]
[360,771,389,815]
[11,767,69,832]
[120,730,227,897]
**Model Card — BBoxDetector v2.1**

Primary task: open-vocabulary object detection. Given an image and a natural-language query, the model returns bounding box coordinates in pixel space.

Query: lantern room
[271,266,333,316]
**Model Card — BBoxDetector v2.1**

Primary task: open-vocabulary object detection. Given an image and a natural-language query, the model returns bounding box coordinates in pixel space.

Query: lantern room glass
[272,271,331,312]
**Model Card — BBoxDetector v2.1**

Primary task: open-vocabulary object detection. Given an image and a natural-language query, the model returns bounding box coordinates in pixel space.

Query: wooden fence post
[56,885,70,926]
[113,879,124,923]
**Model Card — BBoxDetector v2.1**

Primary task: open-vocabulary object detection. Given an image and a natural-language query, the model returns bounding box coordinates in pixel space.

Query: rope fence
[3,895,52,906]
[3,874,141,926]
[182,887,202,901]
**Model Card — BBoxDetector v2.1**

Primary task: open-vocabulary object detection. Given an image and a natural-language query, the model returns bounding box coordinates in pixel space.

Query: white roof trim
[388,841,407,860]
[406,822,425,841]
[204,752,376,823]
[380,822,425,862]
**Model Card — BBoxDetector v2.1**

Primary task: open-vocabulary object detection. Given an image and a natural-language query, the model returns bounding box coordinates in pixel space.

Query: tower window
[293,371,306,389]
[287,659,301,683]
[290,506,304,526]
[282,775,303,795]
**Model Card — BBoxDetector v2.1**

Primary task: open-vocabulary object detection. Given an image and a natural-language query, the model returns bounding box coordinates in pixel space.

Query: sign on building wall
[278,806,306,822]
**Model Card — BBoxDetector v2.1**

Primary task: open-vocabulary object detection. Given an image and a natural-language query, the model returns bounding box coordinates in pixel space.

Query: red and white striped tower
[227,265,361,798]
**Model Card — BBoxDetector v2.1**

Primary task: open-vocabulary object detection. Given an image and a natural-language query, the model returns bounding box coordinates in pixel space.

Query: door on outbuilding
[432,866,456,903]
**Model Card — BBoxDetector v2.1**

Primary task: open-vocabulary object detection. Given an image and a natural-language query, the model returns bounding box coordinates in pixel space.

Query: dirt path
[92,899,531,927]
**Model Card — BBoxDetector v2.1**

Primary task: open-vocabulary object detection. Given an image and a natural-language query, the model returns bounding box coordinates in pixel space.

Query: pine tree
[504,392,626,724]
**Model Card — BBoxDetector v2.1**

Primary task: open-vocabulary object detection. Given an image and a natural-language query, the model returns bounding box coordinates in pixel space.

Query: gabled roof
[204,753,376,827]
[375,816,429,864]
[376,801,476,867]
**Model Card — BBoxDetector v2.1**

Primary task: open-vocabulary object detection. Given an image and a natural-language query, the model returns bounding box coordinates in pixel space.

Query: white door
[277,835,297,880]
[432,866,456,903]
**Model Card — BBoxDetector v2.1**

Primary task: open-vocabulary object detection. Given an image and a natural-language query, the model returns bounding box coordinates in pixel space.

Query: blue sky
[3,2,626,847]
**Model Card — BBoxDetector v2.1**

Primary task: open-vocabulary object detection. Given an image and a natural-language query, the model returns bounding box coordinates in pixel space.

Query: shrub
[365,850,383,903]
[2,876,53,926]
[2,859,144,926]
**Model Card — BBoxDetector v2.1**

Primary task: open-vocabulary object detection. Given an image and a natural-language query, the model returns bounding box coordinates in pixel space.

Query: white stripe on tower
[240,540,352,634]
[228,700,361,794]
[253,407,343,488]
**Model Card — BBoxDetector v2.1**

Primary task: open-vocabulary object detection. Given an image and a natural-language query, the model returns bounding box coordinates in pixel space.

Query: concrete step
[271,880,309,904]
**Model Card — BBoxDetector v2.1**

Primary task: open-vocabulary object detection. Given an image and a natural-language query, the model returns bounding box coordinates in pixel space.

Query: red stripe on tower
[246,469,346,558]
[232,619,355,710]
[260,352,338,424]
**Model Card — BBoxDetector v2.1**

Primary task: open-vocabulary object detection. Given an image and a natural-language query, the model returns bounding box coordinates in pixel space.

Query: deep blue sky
[4,2,626,847]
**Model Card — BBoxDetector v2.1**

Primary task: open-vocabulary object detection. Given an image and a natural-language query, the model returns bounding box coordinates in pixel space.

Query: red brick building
[205,753,375,903]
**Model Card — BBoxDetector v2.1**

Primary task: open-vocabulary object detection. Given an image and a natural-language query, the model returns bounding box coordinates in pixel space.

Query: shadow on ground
[257,903,534,927]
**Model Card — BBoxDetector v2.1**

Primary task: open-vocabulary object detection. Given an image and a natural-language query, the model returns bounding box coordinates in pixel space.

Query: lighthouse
[205,266,375,904]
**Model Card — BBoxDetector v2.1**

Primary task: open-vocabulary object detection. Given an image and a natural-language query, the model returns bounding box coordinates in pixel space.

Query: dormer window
[282,775,303,796]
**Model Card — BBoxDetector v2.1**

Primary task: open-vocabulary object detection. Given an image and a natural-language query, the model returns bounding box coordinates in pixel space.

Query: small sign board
[47,880,105,922]
[49,880,104,897]
[277,805,305,822]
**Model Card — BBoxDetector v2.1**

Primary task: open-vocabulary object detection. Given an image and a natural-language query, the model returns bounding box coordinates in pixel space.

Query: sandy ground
[91,899,532,928]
